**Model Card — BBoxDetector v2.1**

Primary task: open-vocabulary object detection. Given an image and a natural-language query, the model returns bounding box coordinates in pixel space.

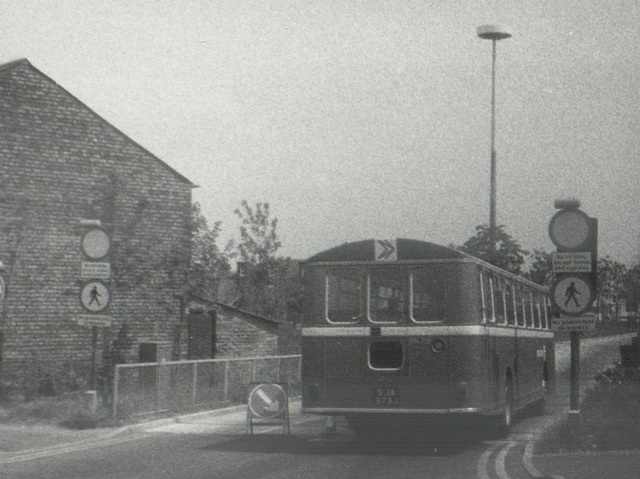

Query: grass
[0,393,112,429]
[537,361,640,453]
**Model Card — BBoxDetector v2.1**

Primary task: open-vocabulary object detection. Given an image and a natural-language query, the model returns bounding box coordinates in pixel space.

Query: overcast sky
[3,0,640,264]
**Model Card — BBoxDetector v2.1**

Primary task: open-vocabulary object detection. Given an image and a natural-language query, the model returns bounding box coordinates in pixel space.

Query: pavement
[0,403,251,464]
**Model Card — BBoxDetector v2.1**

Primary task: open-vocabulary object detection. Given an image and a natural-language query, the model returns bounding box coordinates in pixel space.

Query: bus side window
[411,268,446,323]
[543,296,551,329]
[514,284,525,327]
[523,289,533,328]
[494,279,506,324]
[370,269,405,323]
[327,270,362,323]
[505,281,515,325]
[533,293,542,329]
[479,271,494,323]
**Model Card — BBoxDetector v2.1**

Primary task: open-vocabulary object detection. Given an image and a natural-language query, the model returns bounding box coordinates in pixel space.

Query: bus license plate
[374,387,399,406]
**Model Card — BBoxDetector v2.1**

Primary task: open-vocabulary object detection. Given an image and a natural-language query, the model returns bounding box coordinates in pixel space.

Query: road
[2,334,634,479]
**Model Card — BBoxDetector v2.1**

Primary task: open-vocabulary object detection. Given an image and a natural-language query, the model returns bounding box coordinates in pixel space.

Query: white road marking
[496,442,516,479]
[477,442,503,479]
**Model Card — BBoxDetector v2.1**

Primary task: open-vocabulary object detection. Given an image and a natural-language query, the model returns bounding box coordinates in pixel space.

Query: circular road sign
[80,281,110,313]
[549,209,590,250]
[248,383,287,419]
[81,228,111,260]
[552,276,594,316]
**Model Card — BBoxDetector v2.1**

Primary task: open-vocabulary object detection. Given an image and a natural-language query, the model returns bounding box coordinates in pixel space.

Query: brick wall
[215,315,278,358]
[0,60,193,396]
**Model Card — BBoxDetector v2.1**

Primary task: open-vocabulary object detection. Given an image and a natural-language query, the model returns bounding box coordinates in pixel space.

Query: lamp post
[477,25,511,250]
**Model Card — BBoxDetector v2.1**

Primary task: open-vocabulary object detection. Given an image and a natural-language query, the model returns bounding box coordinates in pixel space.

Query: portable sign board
[247,383,290,434]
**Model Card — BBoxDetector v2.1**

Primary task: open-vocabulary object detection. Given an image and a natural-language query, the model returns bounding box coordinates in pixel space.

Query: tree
[622,265,640,320]
[458,224,529,275]
[226,201,303,325]
[523,249,554,287]
[226,200,281,265]
[597,256,628,321]
[186,203,230,301]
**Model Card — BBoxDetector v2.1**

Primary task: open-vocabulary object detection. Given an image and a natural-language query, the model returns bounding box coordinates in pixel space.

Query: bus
[300,238,555,435]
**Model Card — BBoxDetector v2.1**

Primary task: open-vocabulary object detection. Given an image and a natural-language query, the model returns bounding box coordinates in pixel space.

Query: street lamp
[477,24,511,250]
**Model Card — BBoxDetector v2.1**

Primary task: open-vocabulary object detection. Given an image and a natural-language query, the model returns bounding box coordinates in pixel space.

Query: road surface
[2,334,634,479]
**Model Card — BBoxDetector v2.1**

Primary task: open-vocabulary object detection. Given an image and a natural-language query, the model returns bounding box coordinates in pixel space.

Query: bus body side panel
[516,331,549,407]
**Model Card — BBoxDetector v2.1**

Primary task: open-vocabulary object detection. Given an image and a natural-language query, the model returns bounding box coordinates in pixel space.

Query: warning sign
[552,316,596,332]
[552,252,592,273]
[552,276,594,316]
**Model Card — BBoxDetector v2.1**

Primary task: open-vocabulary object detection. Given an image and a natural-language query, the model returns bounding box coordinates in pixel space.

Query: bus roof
[305,238,549,292]
[306,239,467,263]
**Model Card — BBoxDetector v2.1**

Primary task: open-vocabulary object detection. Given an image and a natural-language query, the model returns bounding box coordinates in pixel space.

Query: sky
[2,0,640,265]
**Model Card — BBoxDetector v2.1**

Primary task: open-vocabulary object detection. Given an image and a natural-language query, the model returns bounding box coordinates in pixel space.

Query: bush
[539,361,640,453]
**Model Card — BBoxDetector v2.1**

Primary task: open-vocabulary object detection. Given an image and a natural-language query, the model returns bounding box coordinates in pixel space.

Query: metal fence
[112,355,301,420]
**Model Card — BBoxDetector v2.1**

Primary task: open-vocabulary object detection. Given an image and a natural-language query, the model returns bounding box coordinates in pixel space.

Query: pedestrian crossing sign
[552,275,594,316]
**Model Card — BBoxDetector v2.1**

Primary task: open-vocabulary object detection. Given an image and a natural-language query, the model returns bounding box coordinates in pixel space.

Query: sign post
[549,199,598,419]
[77,224,112,395]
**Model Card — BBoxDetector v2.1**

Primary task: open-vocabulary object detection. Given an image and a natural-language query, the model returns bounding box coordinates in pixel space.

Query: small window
[369,340,404,370]
[411,268,446,322]
[327,270,362,323]
[369,270,405,323]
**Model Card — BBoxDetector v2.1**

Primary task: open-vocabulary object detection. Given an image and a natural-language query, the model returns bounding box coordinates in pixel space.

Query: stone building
[0,59,195,395]
[187,296,280,360]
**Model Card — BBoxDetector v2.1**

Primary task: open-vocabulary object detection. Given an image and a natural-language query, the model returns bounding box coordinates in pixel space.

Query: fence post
[252,359,256,382]
[224,361,229,402]
[112,365,120,421]
[277,358,281,383]
[192,362,198,406]
[299,355,303,383]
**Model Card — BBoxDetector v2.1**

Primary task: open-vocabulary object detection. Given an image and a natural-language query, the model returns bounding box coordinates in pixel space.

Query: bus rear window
[411,268,446,322]
[369,270,405,323]
[327,270,362,323]
[369,340,404,369]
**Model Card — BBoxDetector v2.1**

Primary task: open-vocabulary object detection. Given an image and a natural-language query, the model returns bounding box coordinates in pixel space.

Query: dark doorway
[188,311,216,360]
